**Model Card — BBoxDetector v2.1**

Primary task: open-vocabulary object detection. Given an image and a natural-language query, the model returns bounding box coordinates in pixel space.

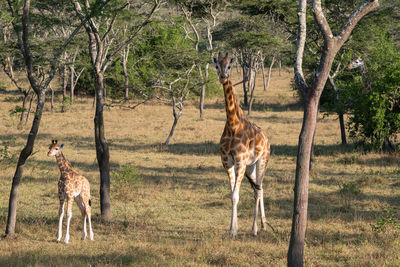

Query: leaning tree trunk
[163,101,182,146]
[94,72,111,220]
[6,91,45,236]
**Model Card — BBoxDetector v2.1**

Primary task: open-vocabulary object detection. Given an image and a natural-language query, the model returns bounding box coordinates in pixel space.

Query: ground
[0,69,399,266]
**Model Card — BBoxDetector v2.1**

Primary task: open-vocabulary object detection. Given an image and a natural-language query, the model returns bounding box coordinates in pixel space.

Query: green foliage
[343,30,400,150]
[113,165,142,189]
[338,182,361,210]
[8,105,26,117]
[371,209,400,233]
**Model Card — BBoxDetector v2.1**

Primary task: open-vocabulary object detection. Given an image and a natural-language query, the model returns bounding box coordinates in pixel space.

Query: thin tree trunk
[279,59,282,76]
[199,64,205,118]
[339,113,346,145]
[266,55,276,91]
[163,102,182,146]
[6,92,46,236]
[248,68,257,115]
[25,92,35,124]
[50,86,54,112]
[63,65,67,102]
[19,88,31,124]
[261,57,267,91]
[70,66,74,103]
[94,72,111,221]
[242,65,248,106]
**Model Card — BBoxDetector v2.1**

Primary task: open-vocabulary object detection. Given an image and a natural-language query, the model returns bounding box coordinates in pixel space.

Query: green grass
[0,69,399,266]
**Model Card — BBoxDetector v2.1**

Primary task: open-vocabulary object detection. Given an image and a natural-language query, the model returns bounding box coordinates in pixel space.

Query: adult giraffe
[212,52,271,237]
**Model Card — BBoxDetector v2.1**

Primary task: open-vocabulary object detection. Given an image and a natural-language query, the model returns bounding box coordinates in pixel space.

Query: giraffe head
[212,52,235,83]
[47,140,64,157]
[347,56,365,71]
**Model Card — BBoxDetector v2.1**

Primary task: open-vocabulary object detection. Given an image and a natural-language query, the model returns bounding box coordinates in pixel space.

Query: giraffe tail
[89,199,92,206]
[245,173,261,190]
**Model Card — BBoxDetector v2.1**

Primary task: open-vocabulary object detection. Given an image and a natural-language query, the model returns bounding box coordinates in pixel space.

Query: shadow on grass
[0,248,165,266]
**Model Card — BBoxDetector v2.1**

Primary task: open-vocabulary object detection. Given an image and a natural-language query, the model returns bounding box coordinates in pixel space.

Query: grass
[0,69,399,266]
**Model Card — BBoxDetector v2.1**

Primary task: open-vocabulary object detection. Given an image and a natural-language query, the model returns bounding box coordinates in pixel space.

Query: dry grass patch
[0,69,399,266]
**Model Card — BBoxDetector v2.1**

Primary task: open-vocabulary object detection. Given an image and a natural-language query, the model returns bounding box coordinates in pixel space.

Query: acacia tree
[287,0,380,266]
[4,0,86,237]
[72,0,162,220]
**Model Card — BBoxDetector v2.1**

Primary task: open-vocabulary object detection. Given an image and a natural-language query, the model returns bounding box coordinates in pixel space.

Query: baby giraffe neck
[55,152,73,176]
[222,80,243,131]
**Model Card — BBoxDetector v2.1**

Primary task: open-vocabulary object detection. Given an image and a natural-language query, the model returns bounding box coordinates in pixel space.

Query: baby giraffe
[47,140,93,243]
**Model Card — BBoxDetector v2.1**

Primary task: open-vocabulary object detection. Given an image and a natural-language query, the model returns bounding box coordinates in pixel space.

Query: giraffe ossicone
[48,140,94,243]
[212,52,271,237]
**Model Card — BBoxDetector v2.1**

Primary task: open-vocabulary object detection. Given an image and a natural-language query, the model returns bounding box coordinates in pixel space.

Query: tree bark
[288,0,380,266]
[339,114,347,145]
[6,91,46,236]
[70,66,74,103]
[94,72,111,220]
[261,56,267,91]
[242,65,248,106]
[248,68,257,115]
[266,55,276,91]
[63,64,67,102]
[163,101,182,146]
[199,64,206,118]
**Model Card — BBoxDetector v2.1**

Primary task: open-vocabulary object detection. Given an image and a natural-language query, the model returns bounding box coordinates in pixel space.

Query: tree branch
[294,0,308,94]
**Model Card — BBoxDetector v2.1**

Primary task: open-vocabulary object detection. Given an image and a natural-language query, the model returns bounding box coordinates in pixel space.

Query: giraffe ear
[59,144,64,149]
[212,57,218,65]
[230,58,236,65]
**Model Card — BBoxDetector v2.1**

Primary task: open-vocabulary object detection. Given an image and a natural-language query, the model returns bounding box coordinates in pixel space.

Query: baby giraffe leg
[64,198,73,244]
[87,205,94,240]
[57,199,65,241]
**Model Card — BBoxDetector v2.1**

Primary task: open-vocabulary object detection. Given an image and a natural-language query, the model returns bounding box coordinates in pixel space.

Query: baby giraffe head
[347,56,365,70]
[48,140,64,157]
[212,52,235,83]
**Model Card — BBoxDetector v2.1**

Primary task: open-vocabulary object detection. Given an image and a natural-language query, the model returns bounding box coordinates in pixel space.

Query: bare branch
[312,0,334,42]
[337,0,380,47]
[294,0,308,93]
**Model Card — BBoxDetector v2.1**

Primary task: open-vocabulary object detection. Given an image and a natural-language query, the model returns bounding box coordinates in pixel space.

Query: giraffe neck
[55,152,73,177]
[222,79,245,131]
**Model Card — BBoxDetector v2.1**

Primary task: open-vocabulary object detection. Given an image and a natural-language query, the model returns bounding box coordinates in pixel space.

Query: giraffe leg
[57,199,65,242]
[75,195,87,241]
[64,197,73,244]
[87,207,94,241]
[230,163,245,237]
[246,164,260,236]
[256,155,268,232]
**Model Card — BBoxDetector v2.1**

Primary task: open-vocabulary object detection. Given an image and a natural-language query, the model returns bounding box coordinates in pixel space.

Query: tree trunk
[123,53,129,100]
[19,88,31,124]
[25,92,35,124]
[339,113,347,145]
[63,64,67,102]
[261,58,267,91]
[6,91,46,236]
[94,72,111,221]
[266,55,276,91]
[199,64,206,118]
[70,66,74,103]
[242,65,248,106]
[287,96,319,267]
[248,69,257,115]
[163,105,182,146]
[50,86,54,112]
[279,59,282,76]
